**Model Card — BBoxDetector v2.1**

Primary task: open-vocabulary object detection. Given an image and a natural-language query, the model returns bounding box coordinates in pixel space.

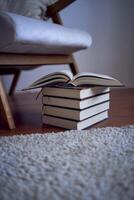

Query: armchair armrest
[46,0,76,17]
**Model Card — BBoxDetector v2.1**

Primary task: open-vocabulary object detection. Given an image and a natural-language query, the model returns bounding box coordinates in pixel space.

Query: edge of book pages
[43,110,108,130]
[42,92,110,110]
[42,101,110,121]
[42,86,110,100]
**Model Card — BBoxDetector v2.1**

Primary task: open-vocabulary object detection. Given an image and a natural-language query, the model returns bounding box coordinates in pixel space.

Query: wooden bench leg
[0,78,15,129]
[9,71,21,96]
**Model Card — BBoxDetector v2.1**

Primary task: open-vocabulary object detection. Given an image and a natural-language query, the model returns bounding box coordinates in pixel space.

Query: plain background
[3,0,134,90]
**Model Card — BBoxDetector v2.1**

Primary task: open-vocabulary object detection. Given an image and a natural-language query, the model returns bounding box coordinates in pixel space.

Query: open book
[24,70,123,90]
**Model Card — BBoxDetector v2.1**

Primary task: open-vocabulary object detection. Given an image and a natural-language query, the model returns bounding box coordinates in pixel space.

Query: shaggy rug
[0,126,134,200]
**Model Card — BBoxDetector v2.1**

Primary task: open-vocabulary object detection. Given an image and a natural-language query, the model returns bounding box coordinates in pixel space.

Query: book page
[73,72,115,81]
[71,72,123,87]
[25,70,73,89]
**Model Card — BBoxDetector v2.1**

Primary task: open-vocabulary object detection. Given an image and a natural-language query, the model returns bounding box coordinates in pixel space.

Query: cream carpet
[0,126,134,200]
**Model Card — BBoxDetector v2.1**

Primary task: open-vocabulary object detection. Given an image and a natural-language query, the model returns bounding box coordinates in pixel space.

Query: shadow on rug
[0,125,134,200]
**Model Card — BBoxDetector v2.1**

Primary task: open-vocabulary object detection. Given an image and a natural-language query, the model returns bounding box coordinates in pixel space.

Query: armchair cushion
[0,0,57,20]
[0,12,92,55]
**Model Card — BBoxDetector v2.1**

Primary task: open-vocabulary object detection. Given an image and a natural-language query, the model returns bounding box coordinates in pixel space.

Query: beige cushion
[0,12,92,55]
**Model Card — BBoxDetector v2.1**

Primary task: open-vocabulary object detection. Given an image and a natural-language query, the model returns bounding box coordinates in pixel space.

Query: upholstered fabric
[0,11,92,55]
[0,0,57,20]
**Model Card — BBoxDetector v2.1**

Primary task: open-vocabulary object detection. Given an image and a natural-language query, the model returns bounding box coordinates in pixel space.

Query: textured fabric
[0,11,92,55]
[0,125,134,200]
[0,0,58,20]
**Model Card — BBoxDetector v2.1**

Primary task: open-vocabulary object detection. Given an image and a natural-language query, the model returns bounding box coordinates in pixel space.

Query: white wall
[3,0,134,90]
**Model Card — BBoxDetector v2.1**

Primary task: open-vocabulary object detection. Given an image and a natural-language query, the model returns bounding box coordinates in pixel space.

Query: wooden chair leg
[69,56,79,75]
[51,13,79,75]
[9,70,21,96]
[0,78,15,129]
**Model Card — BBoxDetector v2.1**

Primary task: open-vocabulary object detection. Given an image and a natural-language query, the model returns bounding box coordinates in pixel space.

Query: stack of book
[42,86,110,130]
[23,69,122,130]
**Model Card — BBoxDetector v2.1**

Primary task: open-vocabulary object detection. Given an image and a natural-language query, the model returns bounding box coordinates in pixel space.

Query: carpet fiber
[0,126,134,200]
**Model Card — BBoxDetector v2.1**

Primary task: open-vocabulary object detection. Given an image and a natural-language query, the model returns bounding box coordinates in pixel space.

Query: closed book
[43,101,110,121]
[43,110,108,130]
[42,86,110,99]
[43,92,110,110]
